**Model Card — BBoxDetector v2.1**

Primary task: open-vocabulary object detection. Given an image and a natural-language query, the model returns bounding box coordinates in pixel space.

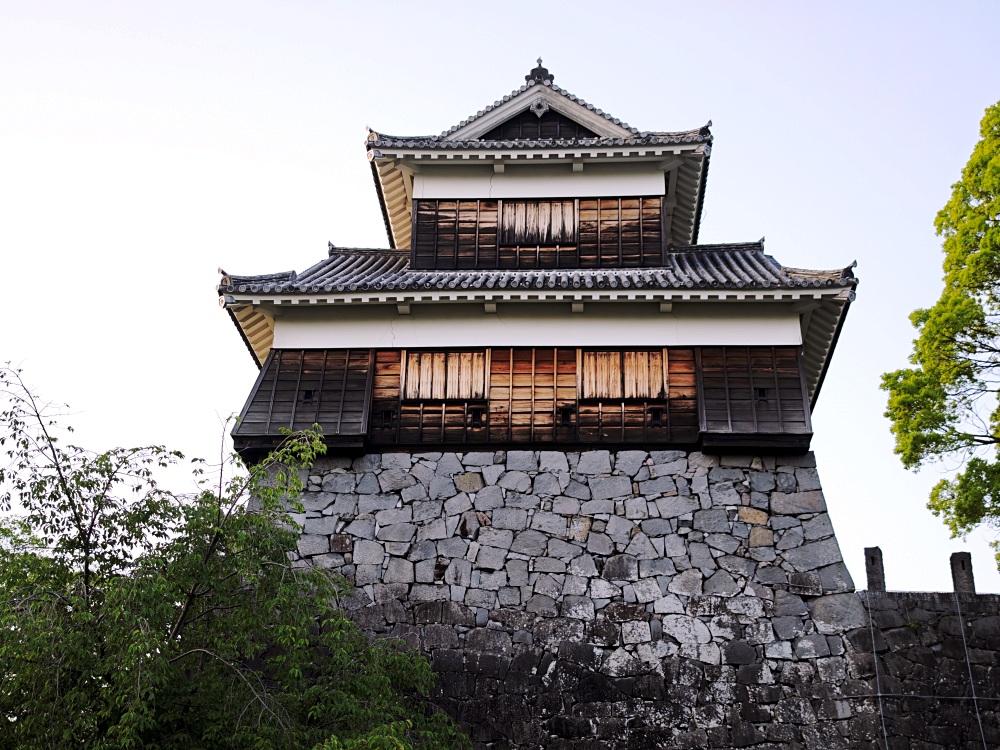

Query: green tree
[0,367,469,750]
[882,101,1000,560]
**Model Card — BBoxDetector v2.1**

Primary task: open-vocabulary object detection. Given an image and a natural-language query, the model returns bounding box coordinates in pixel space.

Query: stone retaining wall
[290,448,891,748]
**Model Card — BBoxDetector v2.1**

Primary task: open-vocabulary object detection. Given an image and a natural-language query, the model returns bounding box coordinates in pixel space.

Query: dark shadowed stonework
[288,449,1000,748]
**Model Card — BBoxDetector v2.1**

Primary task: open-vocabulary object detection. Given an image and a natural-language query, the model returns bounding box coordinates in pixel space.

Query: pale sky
[3,1,1000,592]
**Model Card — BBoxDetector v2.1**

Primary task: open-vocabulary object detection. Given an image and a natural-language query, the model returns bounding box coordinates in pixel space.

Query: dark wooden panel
[481,109,600,140]
[233,349,373,439]
[697,346,811,437]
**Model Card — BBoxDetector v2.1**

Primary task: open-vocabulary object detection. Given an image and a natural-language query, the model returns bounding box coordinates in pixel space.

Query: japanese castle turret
[218,64,883,749]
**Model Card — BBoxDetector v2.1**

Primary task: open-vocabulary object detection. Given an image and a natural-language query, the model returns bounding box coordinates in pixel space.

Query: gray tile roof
[220,244,856,296]
[366,130,712,151]
[365,64,712,149]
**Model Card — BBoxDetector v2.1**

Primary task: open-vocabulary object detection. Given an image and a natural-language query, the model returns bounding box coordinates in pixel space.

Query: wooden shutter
[581,350,668,399]
[404,351,486,400]
[500,200,576,245]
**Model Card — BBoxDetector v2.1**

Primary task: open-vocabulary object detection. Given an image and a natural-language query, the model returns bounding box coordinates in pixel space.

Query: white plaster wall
[270,302,802,349]
[412,163,666,200]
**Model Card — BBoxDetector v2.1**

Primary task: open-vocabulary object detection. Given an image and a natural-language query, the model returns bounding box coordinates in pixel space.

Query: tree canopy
[882,101,1000,558]
[0,367,468,750]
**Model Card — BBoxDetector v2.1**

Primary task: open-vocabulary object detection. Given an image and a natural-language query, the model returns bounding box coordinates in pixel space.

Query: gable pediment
[446,83,636,141]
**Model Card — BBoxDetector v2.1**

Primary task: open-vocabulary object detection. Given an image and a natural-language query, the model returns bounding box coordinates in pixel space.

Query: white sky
[3,1,1000,592]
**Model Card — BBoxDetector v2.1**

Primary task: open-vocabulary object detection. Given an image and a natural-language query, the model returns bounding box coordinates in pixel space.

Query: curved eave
[800,289,855,408]
[227,304,275,368]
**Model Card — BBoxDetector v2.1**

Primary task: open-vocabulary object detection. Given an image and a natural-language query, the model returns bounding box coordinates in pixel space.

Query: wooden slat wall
[698,347,811,435]
[412,200,499,269]
[481,109,600,140]
[578,197,663,267]
[411,197,663,270]
[233,349,373,437]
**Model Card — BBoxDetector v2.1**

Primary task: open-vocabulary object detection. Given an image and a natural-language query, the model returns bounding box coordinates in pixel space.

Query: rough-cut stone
[783,537,843,572]
[353,539,385,565]
[770,490,827,514]
[577,450,612,475]
[662,614,712,644]
[810,593,868,634]
[603,554,639,581]
[590,475,632,501]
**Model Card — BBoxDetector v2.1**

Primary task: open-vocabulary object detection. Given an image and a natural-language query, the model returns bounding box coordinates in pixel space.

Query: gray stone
[356,473,380,494]
[526,594,558,616]
[378,469,416,491]
[353,539,385,565]
[568,554,599,578]
[776,525,804,550]
[641,518,673,536]
[479,571,508,590]
[772,616,806,640]
[344,518,376,539]
[444,558,472,587]
[705,533,740,554]
[428,475,457,500]
[770,491,826,515]
[782,537,843,572]
[498,471,532,493]
[530,511,568,536]
[586,532,614,555]
[538,451,570,473]
[461,451,495,467]
[562,595,596,620]
[478,527,514,550]
[590,475,633,501]
[381,454,412,470]
[693,509,730,533]
[400,484,428,502]
[704,570,740,596]
[564,480,591,500]
[795,467,822,491]
[505,492,540,509]
[653,595,685,614]
[709,482,741,506]
[507,450,539,472]
[794,633,831,658]
[303,516,339,535]
[384,557,414,583]
[533,556,566,573]
[656,496,699,518]
[376,523,416,542]
[749,472,776,492]
[668,568,703,596]
[581,499,613,514]
[437,537,469,558]
[548,538,582,559]
[661,614,712,644]
[554,497,581,516]
[632,578,662,603]
[718,555,756,577]
[506,559,529,586]
[802,513,835,540]
[407,540,437,561]
[775,472,797,493]
[297,534,330,556]
[774,590,809,616]
[510,530,549,556]
[818,562,855,593]
[533,473,563,496]
[411,501,442,523]
[614,450,648,477]
[577,450,612,475]
[358,495,399,514]
[639,476,677,496]
[605,515,636,546]
[322,473,357,493]
[375,507,411,526]
[624,532,658,559]
[476,545,508,571]
[603,554,639,581]
[482,464,505,486]
[352,454,382,473]
[492,507,528,531]
[414,558,436,583]
[416,518,448,541]
[410,584,449,602]
[622,620,652,644]
[709,467,745,482]
[590,578,620,598]
[473,485,504,511]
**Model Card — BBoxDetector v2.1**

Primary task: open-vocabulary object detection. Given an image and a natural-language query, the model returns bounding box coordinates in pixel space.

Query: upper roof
[367,61,713,251]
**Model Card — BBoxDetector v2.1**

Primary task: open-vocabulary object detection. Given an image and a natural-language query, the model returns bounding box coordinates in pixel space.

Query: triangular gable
[480,107,600,141]
[442,60,638,142]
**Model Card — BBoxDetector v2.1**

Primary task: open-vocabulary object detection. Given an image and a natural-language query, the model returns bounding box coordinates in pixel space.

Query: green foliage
[882,101,1000,560]
[0,367,469,750]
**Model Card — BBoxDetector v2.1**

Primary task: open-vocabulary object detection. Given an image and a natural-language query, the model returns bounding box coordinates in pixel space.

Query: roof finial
[526,58,553,83]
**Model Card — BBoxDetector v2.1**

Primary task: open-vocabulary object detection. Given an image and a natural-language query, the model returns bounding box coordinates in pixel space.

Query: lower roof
[218,243,857,409]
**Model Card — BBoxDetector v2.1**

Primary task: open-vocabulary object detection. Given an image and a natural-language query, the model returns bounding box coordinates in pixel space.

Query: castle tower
[218,63,873,749]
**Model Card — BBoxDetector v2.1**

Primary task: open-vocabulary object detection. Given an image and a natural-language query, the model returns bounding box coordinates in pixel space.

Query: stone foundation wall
[850,591,1000,748]
[291,448,895,748]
